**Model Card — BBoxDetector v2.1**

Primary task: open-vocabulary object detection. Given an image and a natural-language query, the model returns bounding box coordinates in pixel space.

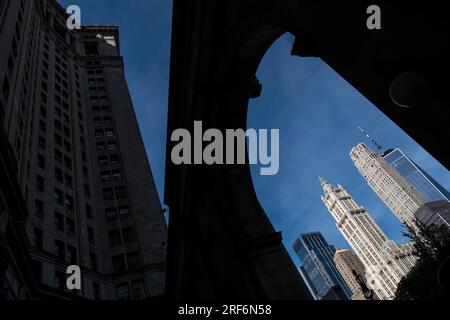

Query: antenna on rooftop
[358,127,383,151]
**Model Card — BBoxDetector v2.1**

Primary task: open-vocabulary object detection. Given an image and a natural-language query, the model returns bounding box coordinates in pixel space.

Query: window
[107,142,117,151]
[101,171,111,183]
[63,125,70,136]
[118,206,130,220]
[36,175,45,192]
[67,245,77,264]
[37,153,45,169]
[126,252,140,271]
[112,255,126,273]
[93,117,102,126]
[90,253,98,272]
[39,120,47,132]
[96,142,106,151]
[38,136,46,149]
[112,170,123,181]
[105,207,117,222]
[64,156,72,169]
[55,212,64,231]
[115,186,127,199]
[40,106,47,117]
[99,156,109,166]
[110,154,120,165]
[80,136,86,148]
[65,174,73,189]
[116,283,130,300]
[105,128,114,137]
[109,230,122,247]
[66,218,75,236]
[122,227,135,243]
[55,120,62,132]
[34,199,44,218]
[55,107,62,119]
[65,195,74,211]
[55,167,63,183]
[84,184,91,198]
[64,140,71,153]
[95,129,104,138]
[88,227,95,245]
[82,166,89,179]
[54,189,64,205]
[54,240,65,260]
[103,116,112,125]
[103,188,114,201]
[132,280,146,300]
[55,149,63,163]
[86,204,93,219]
[54,133,62,146]
[33,228,43,249]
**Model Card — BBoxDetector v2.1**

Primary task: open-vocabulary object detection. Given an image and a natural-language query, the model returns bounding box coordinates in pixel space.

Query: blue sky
[59,1,450,268]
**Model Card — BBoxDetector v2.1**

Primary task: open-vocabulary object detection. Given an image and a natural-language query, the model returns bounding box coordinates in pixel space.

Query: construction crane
[358,127,383,151]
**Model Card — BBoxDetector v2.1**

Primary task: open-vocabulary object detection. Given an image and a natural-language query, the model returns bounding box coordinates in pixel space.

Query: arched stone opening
[165,0,450,299]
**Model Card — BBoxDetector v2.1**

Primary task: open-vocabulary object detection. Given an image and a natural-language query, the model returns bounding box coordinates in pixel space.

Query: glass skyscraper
[293,232,352,300]
[382,148,450,202]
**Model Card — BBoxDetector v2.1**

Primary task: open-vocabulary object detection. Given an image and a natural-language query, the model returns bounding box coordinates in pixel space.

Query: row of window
[103,187,127,201]
[112,252,140,273]
[116,280,146,300]
[101,170,123,183]
[108,227,136,247]
[95,128,115,138]
[54,212,76,236]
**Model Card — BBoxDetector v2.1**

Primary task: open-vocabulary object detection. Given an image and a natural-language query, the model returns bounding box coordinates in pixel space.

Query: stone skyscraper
[0,0,167,299]
[333,249,370,300]
[293,232,352,300]
[320,178,416,300]
[350,143,427,228]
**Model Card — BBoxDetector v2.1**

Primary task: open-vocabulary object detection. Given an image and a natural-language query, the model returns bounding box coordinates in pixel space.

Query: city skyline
[248,35,450,268]
[321,180,416,299]
[55,0,450,281]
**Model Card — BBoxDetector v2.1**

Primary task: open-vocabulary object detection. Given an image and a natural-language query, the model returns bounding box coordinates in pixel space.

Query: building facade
[350,143,427,228]
[414,200,450,229]
[333,249,369,300]
[293,232,352,300]
[382,148,450,202]
[320,178,416,300]
[0,0,167,299]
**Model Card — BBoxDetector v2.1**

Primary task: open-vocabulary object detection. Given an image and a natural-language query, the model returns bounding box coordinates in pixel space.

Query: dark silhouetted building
[0,0,167,299]
[293,232,351,300]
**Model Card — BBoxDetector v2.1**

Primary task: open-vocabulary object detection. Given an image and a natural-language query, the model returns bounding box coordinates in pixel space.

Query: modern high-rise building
[414,200,450,229]
[320,178,416,300]
[350,143,427,228]
[382,148,450,203]
[0,0,167,299]
[293,232,352,300]
[333,249,370,300]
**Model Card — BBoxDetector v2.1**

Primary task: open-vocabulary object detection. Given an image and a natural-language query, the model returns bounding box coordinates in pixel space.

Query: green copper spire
[319,176,333,193]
